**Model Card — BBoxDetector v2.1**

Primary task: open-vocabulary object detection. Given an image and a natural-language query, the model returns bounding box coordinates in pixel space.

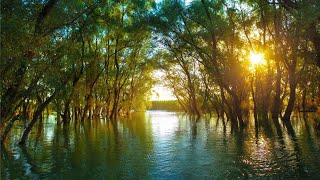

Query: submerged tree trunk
[282,69,297,121]
[219,87,225,120]
[234,96,245,128]
[110,37,120,120]
[19,91,57,145]
[110,88,120,120]
[62,99,71,123]
[0,115,20,144]
[301,87,307,118]
[251,76,258,125]
[185,63,200,117]
[81,94,92,122]
[302,87,307,112]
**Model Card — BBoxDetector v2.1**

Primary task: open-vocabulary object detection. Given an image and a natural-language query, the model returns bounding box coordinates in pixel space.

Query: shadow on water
[282,118,307,177]
[19,145,40,177]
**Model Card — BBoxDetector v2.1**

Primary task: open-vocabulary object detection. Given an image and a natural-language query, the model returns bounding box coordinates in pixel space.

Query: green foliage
[148,100,182,111]
[1,0,320,144]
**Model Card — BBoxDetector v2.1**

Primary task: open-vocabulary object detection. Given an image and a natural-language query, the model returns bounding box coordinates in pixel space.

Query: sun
[249,52,265,66]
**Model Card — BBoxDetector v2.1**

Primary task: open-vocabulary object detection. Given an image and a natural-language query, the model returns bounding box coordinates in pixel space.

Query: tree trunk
[81,94,92,122]
[282,70,297,121]
[0,115,19,144]
[251,76,258,126]
[272,62,281,119]
[110,36,120,120]
[19,91,57,145]
[110,89,120,120]
[34,0,59,35]
[310,22,320,68]
[185,65,200,117]
[272,2,282,119]
[62,99,71,123]
[234,96,245,128]
[220,87,226,120]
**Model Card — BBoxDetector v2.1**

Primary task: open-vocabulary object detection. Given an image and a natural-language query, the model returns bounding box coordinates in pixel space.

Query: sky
[151,70,176,101]
[155,0,193,6]
[150,0,193,101]
[150,85,176,101]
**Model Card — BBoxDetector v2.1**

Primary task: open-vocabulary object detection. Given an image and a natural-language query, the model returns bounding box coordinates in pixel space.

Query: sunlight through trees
[1,0,320,144]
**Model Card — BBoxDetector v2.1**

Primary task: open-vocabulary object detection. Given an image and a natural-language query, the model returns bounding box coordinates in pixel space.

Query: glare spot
[249,52,265,66]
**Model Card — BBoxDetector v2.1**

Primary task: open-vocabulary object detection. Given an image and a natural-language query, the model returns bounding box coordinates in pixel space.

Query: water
[1,111,320,179]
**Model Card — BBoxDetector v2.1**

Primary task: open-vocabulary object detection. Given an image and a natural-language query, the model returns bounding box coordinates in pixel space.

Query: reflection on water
[1,111,320,179]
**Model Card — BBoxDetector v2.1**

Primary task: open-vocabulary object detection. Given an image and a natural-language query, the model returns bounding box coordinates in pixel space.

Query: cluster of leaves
[150,0,320,126]
[0,0,157,144]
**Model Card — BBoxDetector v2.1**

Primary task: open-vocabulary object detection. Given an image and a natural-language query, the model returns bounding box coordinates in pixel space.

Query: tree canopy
[1,0,320,144]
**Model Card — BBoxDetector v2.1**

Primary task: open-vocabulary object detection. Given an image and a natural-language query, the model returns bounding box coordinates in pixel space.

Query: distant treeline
[148,100,182,111]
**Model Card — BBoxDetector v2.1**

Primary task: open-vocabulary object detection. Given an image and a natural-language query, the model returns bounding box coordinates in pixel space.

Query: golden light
[249,52,265,67]
[151,85,176,101]
[151,70,176,101]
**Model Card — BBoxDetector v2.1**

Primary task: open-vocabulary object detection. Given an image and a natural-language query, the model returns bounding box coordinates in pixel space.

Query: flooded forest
[1,0,320,178]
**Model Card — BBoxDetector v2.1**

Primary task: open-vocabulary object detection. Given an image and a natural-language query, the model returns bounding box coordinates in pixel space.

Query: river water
[1,111,320,179]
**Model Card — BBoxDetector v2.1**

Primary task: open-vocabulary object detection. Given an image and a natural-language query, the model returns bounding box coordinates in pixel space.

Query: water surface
[1,111,320,179]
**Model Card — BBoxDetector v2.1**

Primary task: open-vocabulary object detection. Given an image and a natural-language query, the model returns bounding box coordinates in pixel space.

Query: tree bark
[310,22,320,68]
[110,37,120,120]
[282,69,297,121]
[19,91,57,145]
[34,0,59,35]
[62,99,71,123]
[302,87,306,112]
[0,115,19,144]
[251,76,258,124]
[272,1,282,119]
[272,61,282,118]
[219,87,225,120]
